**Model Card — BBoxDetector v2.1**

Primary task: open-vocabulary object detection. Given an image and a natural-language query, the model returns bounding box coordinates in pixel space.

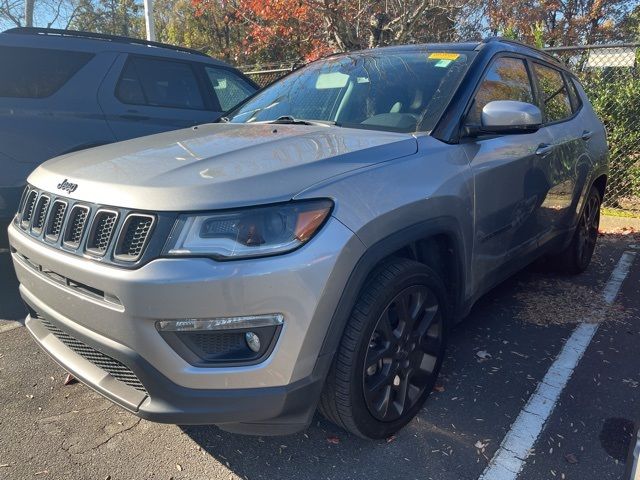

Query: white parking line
[479,250,637,480]
[0,321,23,334]
[0,248,10,254]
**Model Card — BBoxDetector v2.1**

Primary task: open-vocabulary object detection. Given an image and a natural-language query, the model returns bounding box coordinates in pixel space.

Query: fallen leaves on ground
[64,373,77,386]
[564,453,578,464]
[476,350,491,361]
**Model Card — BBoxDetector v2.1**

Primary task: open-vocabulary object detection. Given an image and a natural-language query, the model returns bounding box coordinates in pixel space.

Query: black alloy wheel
[363,285,443,422]
[319,258,449,439]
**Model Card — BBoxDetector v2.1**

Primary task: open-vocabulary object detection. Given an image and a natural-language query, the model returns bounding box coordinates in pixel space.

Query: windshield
[227,50,474,133]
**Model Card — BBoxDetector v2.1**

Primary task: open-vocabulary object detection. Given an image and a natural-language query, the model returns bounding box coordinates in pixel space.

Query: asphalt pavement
[0,231,638,480]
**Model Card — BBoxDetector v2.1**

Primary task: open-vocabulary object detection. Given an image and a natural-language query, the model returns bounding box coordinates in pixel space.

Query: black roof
[0,27,228,64]
[324,37,567,71]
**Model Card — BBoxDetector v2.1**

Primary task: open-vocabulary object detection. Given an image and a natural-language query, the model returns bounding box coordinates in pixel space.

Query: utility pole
[143,0,156,41]
[24,0,34,27]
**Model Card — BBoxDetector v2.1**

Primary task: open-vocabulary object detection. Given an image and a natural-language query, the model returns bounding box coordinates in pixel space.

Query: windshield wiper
[267,116,337,127]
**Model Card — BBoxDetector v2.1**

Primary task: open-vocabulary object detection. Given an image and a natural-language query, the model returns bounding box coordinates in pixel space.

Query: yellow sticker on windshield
[429,52,460,61]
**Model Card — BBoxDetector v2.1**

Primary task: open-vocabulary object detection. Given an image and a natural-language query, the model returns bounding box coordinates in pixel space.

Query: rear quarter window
[532,63,573,123]
[0,46,93,98]
[566,75,583,112]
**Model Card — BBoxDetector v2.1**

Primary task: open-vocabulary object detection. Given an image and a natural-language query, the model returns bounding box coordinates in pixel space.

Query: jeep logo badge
[57,179,78,194]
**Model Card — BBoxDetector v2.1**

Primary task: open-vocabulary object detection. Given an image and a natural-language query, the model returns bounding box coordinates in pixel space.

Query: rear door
[98,54,217,141]
[461,55,555,289]
[530,62,589,235]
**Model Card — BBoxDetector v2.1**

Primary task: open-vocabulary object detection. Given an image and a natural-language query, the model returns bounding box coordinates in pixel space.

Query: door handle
[581,130,593,141]
[535,144,555,156]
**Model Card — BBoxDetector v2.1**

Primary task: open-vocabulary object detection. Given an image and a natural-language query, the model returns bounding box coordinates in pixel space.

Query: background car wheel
[553,186,601,275]
[319,258,449,439]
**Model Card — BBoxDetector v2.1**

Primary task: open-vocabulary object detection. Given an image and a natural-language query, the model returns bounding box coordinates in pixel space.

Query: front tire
[319,258,449,439]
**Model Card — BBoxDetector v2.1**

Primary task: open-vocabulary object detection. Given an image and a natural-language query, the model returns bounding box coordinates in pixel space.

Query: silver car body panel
[26,123,418,211]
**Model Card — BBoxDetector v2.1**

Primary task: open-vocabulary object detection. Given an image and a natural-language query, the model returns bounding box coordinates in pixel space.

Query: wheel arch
[319,217,467,357]
[592,173,607,200]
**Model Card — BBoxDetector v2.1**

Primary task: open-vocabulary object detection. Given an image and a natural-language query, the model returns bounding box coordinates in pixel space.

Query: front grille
[31,195,50,233]
[114,215,154,261]
[86,210,118,255]
[16,186,156,266]
[40,317,147,394]
[20,190,38,228]
[45,200,67,242]
[63,205,89,247]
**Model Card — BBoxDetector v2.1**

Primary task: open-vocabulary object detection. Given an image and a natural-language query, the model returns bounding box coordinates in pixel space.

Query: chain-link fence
[241,44,640,213]
[546,43,640,213]
[240,63,299,87]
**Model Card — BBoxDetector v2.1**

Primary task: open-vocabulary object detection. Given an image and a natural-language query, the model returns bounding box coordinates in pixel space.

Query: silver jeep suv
[8,38,608,439]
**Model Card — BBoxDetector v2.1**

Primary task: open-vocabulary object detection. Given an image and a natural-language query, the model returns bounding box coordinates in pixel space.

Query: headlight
[163,199,333,259]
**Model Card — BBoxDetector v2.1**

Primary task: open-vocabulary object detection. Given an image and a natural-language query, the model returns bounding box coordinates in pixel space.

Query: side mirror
[464,100,542,137]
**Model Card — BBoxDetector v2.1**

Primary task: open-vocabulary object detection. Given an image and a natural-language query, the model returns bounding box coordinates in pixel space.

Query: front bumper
[1,185,24,246]
[24,310,330,434]
[9,218,364,432]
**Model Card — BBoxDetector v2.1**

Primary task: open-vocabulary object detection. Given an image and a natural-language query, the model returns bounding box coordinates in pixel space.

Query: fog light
[156,313,284,332]
[156,314,283,366]
[245,332,261,352]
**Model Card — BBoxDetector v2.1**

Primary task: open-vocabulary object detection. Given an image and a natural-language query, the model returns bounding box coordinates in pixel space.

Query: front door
[461,55,554,290]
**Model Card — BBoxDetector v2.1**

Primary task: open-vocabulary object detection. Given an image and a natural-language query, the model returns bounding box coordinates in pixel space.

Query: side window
[205,67,255,112]
[116,57,205,110]
[467,57,534,124]
[532,63,572,123]
[566,75,583,112]
[0,46,93,98]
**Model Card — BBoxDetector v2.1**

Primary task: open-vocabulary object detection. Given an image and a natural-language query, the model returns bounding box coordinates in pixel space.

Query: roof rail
[482,36,561,63]
[2,27,209,58]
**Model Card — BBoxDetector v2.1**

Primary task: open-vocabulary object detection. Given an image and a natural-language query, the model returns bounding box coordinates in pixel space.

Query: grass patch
[602,207,640,219]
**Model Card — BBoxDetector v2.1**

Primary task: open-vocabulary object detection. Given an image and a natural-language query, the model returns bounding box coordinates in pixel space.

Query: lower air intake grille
[40,318,147,394]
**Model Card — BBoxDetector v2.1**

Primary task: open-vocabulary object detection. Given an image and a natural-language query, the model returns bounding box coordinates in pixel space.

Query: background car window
[0,46,93,98]
[532,63,572,123]
[205,67,255,112]
[117,57,205,110]
[467,57,533,125]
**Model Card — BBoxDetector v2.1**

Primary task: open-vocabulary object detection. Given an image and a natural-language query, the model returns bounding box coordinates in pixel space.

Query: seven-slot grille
[15,186,155,264]
[39,317,147,394]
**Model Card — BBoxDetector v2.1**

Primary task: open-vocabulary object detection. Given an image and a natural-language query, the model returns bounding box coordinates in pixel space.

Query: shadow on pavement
[179,267,585,480]
[0,253,27,321]
[177,236,632,480]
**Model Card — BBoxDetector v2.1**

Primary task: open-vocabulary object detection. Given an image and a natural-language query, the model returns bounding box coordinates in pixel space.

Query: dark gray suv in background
[0,27,257,245]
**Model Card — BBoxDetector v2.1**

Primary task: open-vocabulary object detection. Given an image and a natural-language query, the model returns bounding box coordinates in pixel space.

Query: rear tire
[552,186,601,274]
[319,258,449,439]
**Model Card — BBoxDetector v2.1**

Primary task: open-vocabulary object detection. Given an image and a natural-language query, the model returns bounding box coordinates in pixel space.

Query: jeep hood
[28,123,417,211]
